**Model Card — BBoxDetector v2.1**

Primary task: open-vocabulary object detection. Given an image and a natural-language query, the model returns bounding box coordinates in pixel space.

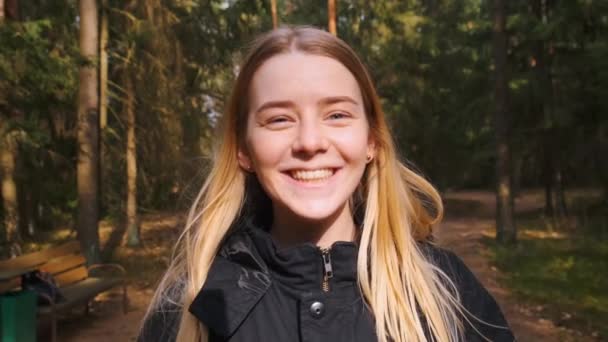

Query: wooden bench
[0,241,128,342]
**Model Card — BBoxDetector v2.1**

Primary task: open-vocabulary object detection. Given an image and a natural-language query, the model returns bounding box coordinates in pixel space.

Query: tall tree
[328,0,336,35]
[530,0,555,218]
[492,0,516,243]
[0,0,21,257]
[2,0,18,21]
[1,129,19,256]
[77,0,101,264]
[125,72,140,247]
[99,0,108,129]
[271,0,278,29]
[527,0,569,225]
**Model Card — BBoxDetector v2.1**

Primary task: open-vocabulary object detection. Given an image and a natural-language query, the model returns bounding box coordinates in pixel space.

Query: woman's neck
[270,203,356,249]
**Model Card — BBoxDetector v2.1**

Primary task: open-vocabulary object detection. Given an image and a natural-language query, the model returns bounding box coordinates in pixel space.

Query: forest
[0,0,606,340]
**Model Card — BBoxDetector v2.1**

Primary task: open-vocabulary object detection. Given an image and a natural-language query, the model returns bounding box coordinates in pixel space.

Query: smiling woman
[240,52,372,247]
[138,26,515,342]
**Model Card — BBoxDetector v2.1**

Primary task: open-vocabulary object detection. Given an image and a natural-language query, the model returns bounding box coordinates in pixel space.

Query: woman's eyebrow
[254,96,359,114]
[318,96,359,106]
[254,100,295,114]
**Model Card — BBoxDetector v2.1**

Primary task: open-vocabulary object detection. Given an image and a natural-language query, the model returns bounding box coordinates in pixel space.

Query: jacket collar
[248,222,358,294]
[188,218,359,338]
[188,222,270,339]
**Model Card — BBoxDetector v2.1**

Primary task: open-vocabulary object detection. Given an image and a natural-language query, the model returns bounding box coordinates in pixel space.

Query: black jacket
[139,220,515,341]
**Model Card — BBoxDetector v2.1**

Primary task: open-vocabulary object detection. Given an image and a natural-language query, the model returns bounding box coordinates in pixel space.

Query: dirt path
[437,191,584,342]
[57,191,587,341]
[56,285,152,341]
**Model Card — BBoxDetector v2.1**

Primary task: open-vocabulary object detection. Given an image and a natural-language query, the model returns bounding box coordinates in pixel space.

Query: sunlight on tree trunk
[271,0,278,29]
[328,0,336,36]
[125,74,140,247]
[77,0,101,265]
[99,0,109,223]
[1,132,20,257]
[0,0,22,258]
[493,0,516,244]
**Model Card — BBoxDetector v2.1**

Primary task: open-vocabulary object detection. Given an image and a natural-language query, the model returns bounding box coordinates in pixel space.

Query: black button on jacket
[139,221,515,341]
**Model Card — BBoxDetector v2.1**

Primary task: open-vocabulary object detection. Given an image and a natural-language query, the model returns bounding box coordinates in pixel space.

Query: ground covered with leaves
[486,215,608,339]
[42,190,606,341]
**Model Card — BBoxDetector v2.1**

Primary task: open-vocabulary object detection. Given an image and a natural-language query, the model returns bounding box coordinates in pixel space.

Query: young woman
[139,26,514,342]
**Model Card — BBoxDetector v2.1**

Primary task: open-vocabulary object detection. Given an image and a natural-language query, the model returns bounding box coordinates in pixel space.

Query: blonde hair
[144,26,467,342]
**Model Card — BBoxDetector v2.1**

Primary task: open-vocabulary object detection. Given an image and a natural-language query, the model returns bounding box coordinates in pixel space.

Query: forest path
[437,191,582,342]
[58,191,585,341]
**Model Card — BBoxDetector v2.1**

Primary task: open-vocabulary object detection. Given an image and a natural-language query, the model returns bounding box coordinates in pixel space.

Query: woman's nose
[292,118,329,156]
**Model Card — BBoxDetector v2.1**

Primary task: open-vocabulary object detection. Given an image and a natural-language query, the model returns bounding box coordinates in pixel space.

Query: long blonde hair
[145,26,466,342]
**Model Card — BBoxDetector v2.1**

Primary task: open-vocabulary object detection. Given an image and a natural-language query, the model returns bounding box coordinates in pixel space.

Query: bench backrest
[0,241,89,292]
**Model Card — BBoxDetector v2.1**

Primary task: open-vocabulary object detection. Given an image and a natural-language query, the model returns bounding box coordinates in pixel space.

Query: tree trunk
[531,0,569,227]
[492,0,516,244]
[0,0,4,22]
[596,125,608,202]
[99,0,108,129]
[125,74,140,247]
[271,0,278,29]
[4,0,17,20]
[532,0,558,222]
[98,0,109,219]
[542,139,554,218]
[553,162,568,219]
[328,0,337,36]
[77,0,101,265]
[1,132,20,257]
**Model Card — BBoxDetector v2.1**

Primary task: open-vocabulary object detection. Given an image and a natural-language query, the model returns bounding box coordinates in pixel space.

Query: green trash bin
[1,290,37,342]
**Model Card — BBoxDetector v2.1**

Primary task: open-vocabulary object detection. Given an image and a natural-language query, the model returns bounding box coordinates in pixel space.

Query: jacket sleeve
[425,245,516,342]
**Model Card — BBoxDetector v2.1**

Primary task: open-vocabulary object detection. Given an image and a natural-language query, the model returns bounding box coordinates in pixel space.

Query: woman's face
[239,52,374,224]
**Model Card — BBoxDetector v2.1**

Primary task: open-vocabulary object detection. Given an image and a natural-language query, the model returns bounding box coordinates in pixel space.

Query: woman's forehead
[248,52,364,110]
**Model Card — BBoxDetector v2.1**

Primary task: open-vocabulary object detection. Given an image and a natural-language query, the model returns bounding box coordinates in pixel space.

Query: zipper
[320,248,333,292]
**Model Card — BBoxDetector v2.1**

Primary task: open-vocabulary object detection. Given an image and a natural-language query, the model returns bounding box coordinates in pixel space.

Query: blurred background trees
[0,0,606,257]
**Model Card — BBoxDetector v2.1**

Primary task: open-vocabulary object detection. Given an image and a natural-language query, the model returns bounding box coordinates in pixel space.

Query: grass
[484,214,608,339]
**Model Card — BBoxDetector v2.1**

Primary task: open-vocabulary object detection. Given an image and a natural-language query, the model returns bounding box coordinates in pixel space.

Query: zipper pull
[321,248,333,292]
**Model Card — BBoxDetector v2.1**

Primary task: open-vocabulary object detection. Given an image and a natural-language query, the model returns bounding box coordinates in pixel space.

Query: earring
[366,154,373,163]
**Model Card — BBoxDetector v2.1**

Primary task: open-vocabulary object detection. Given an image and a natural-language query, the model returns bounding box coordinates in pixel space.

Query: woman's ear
[366,139,376,162]
[238,149,253,172]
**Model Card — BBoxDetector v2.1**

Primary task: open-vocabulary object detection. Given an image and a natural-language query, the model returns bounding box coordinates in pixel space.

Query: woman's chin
[281,200,347,223]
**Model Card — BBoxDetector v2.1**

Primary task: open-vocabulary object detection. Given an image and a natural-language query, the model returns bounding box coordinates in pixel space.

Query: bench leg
[39,294,57,342]
[51,311,57,342]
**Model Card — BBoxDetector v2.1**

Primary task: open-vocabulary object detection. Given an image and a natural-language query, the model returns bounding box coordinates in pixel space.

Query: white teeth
[290,168,334,181]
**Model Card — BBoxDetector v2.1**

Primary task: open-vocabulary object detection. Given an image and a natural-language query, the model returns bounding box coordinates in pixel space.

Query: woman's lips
[282,167,342,187]
[289,168,334,181]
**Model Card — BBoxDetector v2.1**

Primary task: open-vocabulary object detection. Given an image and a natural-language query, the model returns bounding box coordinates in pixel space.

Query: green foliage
[487,235,608,338]
[97,0,274,215]
[0,9,80,232]
[0,2,605,335]
[1,0,606,234]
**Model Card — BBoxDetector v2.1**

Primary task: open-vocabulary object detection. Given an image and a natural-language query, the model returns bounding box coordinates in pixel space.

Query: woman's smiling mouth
[285,168,340,183]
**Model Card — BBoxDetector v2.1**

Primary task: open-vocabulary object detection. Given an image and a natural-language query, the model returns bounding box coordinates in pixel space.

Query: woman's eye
[264,115,293,128]
[328,112,349,120]
[269,116,289,123]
